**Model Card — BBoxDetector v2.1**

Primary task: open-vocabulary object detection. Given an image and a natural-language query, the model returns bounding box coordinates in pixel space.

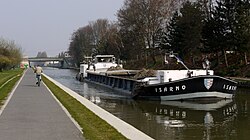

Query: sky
[0,0,124,57]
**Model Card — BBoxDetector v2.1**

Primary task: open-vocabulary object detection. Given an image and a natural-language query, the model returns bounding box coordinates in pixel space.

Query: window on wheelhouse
[94,55,115,63]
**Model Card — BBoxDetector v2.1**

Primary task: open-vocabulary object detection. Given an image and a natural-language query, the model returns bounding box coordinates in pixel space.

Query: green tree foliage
[161,1,204,65]
[198,0,214,18]
[234,0,250,54]
[0,56,11,70]
[202,0,250,67]
[161,12,183,53]
[0,38,22,70]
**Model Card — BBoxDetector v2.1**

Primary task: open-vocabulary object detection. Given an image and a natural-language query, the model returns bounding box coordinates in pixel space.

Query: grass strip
[42,75,128,140]
[0,69,23,86]
[0,69,23,106]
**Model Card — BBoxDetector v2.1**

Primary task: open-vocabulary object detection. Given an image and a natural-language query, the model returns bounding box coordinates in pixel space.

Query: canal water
[44,67,250,140]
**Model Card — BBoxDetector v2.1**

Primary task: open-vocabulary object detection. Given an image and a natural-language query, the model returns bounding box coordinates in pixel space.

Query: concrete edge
[0,69,26,116]
[43,74,154,140]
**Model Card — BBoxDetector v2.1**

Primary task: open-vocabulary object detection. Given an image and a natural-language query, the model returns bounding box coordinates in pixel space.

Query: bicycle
[36,74,41,86]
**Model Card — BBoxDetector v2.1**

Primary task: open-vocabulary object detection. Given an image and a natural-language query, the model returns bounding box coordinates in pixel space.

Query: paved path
[0,69,83,140]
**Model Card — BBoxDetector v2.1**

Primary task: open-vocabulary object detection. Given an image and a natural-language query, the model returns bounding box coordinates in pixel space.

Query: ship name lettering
[155,85,186,93]
[182,85,186,90]
[176,86,180,91]
[223,84,237,91]
[164,87,168,92]
[170,87,173,92]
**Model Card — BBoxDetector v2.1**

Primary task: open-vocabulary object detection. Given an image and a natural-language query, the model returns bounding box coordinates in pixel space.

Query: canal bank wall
[229,77,250,88]
[43,74,154,140]
[237,81,250,88]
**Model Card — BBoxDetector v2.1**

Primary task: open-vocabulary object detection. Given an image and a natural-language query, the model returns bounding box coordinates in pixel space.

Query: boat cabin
[79,55,121,79]
[94,55,116,63]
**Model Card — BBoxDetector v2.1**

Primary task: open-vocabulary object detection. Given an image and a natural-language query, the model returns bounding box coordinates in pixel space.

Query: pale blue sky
[0,0,124,57]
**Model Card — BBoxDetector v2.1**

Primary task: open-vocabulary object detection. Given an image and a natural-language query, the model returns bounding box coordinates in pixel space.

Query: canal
[44,67,250,140]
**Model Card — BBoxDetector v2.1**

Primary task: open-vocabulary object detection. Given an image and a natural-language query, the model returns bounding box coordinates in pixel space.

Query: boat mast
[202,56,211,75]
[166,51,190,71]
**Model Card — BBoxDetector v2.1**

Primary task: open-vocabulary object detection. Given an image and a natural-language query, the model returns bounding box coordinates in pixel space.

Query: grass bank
[0,69,24,106]
[42,75,128,140]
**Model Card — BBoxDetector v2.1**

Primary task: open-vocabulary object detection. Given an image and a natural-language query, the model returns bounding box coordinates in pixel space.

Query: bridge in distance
[28,57,70,68]
[28,57,63,62]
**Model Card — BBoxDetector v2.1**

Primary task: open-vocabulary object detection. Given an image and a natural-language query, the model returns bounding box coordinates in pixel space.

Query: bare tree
[89,19,110,54]
[69,19,123,65]
[117,0,183,63]
[104,23,124,58]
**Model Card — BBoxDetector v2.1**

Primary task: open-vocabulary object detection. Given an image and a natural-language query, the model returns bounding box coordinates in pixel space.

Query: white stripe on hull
[160,92,233,101]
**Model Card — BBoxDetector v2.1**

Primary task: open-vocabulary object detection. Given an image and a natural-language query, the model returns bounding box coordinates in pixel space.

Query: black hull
[134,75,237,100]
[83,71,237,101]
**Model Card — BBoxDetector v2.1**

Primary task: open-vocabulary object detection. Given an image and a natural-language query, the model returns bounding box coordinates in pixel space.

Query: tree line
[69,0,250,70]
[0,38,22,71]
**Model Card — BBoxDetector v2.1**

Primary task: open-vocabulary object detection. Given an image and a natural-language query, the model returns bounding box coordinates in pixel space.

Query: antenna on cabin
[202,56,211,75]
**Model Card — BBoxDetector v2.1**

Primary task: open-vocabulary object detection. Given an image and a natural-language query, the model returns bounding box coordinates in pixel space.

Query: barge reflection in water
[130,99,237,140]
[43,67,250,140]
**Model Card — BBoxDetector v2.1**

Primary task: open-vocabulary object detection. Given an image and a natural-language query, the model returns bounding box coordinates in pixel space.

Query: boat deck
[86,69,140,95]
[87,69,139,76]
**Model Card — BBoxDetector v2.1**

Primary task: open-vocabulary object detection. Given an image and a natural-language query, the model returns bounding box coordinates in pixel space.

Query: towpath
[0,69,83,140]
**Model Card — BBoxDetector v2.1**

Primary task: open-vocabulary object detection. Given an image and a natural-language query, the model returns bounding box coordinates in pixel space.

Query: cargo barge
[76,54,237,100]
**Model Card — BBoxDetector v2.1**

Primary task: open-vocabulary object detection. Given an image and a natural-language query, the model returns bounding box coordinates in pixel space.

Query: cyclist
[34,65,43,86]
